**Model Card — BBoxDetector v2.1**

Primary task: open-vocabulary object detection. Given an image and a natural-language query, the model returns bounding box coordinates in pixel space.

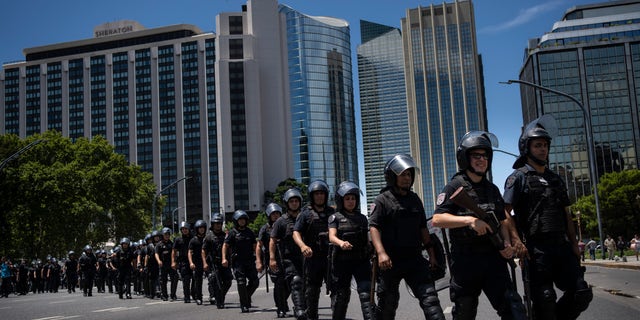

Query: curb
[582,261,640,271]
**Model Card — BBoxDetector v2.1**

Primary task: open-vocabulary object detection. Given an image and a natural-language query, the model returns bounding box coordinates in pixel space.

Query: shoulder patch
[436,193,446,206]
[506,175,516,189]
[368,203,376,215]
[328,215,335,223]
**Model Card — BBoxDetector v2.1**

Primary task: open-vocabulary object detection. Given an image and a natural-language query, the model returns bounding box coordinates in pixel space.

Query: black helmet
[265,203,283,218]
[194,219,207,230]
[283,188,303,207]
[151,230,160,239]
[179,221,190,230]
[335,181,361,212]
[68,250,75,257]
[232,210,249,226]
[456,131,498,174]
[83,245,92,253]
[384,154,418,188]
[113,246,121,254]
[144,233,152,243]
[211,213,224,225]
[161,227,171,235]
[514,114,557,169]
[120,237,130,246]
[308,180,329,205]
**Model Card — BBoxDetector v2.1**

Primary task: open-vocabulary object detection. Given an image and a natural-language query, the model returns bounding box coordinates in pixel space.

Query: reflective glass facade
[357,20,410,206]
[521,1,640,202]
[402,1,487,213]
[280,5,358,197]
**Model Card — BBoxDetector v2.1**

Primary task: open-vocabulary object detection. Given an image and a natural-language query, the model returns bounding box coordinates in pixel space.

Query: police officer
[138,234,152,297]
[257,203,288,317]
[78,245,97,297]
[202,213,233,308]
[189,220,207,305]
[328,181,376,320]
[156,228,178,301]
[270,188,308,320]
[369,154,445,320]
[64,251,78,294]
[116,238,135,299]
[433,131,525,319]
[96,250,108,293]
[173,222,194,303]
[293,179,335,320]
[145,231,161,299]
[504,116,592,320]
[222,210,259,313]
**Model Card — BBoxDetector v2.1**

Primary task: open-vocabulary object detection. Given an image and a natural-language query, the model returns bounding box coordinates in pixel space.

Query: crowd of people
[1,115,596,320]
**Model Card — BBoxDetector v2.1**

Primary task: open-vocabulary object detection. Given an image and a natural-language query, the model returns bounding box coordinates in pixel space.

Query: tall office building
[520,0,640,201]
[280,4,358,198]
[357,20,410,206]
[402,0,487,212]
[0,21,217,226]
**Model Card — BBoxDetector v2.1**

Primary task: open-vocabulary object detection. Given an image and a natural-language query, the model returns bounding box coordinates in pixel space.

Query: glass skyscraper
[357,20,410,206]
[402,0,487,213]
[280,4,358,198]
[520,0,640,202]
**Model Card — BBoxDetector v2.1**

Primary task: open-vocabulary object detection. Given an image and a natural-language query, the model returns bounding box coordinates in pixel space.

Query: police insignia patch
[436,193,446,206]
[328,215,335,223]
[506,175,516,188]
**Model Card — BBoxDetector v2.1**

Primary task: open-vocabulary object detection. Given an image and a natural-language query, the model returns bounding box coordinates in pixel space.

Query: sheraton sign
[94,20,144,38]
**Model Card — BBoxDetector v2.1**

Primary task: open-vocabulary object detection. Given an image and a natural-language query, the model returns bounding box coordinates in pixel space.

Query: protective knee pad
[534,285,557,319]
[574,280,593,313]
[358,291,375,320]
[452,295,478,320]
[332,288,351,320]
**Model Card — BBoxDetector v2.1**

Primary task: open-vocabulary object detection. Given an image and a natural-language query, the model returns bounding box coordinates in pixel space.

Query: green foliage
[249,212,268,234]
[0,131,156,260]
[263,177,308,208]
[572,169,640,241]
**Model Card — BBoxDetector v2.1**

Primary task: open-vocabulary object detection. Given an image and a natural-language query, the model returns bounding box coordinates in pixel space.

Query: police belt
[527,232,568,245]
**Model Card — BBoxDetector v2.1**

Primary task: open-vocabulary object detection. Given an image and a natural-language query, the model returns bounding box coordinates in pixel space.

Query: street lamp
[171,206,185,235]
[502,79,604,259]
[152,176,191,230]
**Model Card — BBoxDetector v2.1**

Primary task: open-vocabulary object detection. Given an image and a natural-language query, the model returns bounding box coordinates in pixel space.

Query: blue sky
[0,0,596,197]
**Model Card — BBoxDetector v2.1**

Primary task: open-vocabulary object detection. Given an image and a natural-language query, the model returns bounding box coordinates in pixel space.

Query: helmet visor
[387,154,420,176]
[525,114,558,139]
[460,131,499,148]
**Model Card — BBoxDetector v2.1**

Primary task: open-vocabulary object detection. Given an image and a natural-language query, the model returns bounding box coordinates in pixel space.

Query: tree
[572,169,640,242]
[0,131,156,259]
[263,178,308,208]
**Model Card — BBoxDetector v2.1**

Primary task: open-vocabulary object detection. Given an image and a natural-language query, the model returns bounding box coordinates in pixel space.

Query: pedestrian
[172,222,194,303]
[631,234,640,261]
[605,235,616,260]
[369,154,445,320]
[432,131,526,319]
[616,236,626,259]
[1,256,11,298]
[78,245,97,297]
[256,203,288,317]
[222,210,259,313]
[504,116,592,319]
[578,240,586,262]
[188,220,207,305]
[202,213,233,308]
[270,188,308,320]
[328,181,376,320]
[293,179,335,320]
[64,251,78,294]
[586,239,597,260]
[156,228,178,301]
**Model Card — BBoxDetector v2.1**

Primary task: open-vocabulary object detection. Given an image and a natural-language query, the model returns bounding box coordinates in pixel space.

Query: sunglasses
[469,153,489,160]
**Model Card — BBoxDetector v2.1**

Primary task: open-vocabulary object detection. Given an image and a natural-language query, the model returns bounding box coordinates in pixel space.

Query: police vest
[333,212,369,260]
[259,223,273,259]
[280,214,300,258]
[378,190,424,257]
[206,232,225,263]
[174,235,191,263]
[448,174,497,248]
[230,228,255,263]
[303,206,333,253]
[516,167,567,238]
[157,241,173,265]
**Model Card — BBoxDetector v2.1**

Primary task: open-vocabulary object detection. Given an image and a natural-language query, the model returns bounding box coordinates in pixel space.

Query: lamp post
[171,206,185,235]
[576,210,582,242]
[152,176,191,230]
[502,79,604,258]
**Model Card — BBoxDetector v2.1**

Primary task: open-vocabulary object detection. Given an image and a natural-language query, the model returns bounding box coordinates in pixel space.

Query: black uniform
[272,213,306,319]
[225,226,259,311]
[189,233,206,303]
[203,230,233,308]
[328,210,375,320]
[504,164,592,320]
[117,247,135,299]
[146,242,160,299]
[369,188,445,320]
[156,239,177,300]
[96,254,108,293]
[173,233,193,302]
[78,253,97,296]
[435,172,524,319]
[259,221,289,315]
[294,204,335,320]
[64,259,78,293]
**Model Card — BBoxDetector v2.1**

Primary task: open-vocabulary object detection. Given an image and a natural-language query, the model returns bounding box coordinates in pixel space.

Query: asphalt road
[0,265,638,319]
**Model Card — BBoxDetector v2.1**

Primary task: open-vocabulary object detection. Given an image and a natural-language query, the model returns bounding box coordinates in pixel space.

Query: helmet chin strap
[527,154,547,166]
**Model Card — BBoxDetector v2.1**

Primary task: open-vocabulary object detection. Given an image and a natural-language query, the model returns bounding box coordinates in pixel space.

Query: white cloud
[479,1,562,34]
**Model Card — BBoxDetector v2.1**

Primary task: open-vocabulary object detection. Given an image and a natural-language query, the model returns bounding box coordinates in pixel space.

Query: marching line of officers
[2,115,593,320]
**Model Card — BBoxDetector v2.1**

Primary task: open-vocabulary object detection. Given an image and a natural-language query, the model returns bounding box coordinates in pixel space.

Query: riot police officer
[504,116,592,320]
[64,251,78,294]
[369,154,445,320]
[145,231,161,299]
[78,245,97,297]
[202,213,233,308]
[189,220,207,305]
[293,179,335,320]
[222,210,259,313]
[328,181,376,320]
[117,238,135,299]
[173,222,194,303]
[270,188,308,320]
[433,131,525,319]
[156,228,178,301]
[257,203,288,317]
[96,250,108,293]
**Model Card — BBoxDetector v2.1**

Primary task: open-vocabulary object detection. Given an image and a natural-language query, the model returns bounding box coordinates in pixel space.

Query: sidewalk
[582,254,640,271]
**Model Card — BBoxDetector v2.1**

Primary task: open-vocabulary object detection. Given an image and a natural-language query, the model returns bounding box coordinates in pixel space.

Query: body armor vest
[517,167,567,238]
[280,213,299,258]
[260,223,273,258]
[379,190,424,257]
[231,228,255,262]
[303,207,332,254]
[449,174,496,247]
[334,212,369,260]
[157,241,173,265]
[174,235,191,263]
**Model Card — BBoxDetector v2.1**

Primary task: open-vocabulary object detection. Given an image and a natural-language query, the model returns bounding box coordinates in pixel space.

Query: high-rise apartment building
[520,0,640,201]
[357,20,410,206]
[402,0,487,212]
